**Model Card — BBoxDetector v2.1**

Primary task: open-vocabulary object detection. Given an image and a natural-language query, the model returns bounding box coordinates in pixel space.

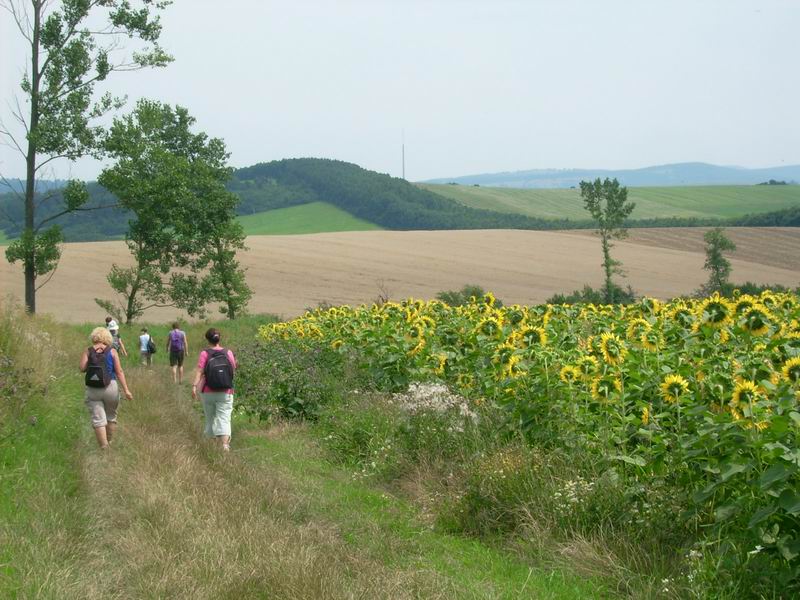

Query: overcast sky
[1,0,798,182]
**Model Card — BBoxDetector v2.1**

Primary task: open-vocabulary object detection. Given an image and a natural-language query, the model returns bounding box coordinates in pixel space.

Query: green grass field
[420,183,800,220]
[238,201,381,235]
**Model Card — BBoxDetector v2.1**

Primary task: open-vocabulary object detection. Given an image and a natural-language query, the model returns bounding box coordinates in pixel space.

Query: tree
[579,178,636,303]
[701,227,736,293]
[0,0,172,313]
[96,100,250,323]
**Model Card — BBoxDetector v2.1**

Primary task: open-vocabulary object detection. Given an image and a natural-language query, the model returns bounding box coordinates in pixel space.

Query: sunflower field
[255,290,800,593]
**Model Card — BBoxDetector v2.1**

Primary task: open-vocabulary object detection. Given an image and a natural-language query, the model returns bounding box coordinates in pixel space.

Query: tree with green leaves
[0,0,172,313]
[701,227,736,293]
[579,178,636,304]
[96,100,250,323]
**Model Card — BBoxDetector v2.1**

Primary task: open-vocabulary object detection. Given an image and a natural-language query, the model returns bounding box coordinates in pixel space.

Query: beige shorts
[85,380,120,428]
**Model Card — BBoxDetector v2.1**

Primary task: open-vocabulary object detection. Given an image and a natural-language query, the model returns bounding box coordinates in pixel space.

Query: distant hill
[420,183,800,220]
[1,158,799,243]
[424,162,800,188]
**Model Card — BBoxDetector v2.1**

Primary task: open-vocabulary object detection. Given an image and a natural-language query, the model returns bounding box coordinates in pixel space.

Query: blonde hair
[90,327,113,346]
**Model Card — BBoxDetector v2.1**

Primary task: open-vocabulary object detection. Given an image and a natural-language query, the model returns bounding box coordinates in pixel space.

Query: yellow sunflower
[559,365,581,385]
[641,405,650,425]
[696,294,733,329]
[331,339,344,351]
[640,330,662,352]
[733,295,757,316]
[577,355,600,378]
[660,374,689,403]
[638,297,661,316]
[591,374,622,402]
[515,326,548,348]
[669,304,695,328]
[600,332,628,366]
[731,379,762,407]
[433,353,448,376]
[782,357,800,385]
[475,317,502,337]
[740,305,773,336]
[626,318,651,343]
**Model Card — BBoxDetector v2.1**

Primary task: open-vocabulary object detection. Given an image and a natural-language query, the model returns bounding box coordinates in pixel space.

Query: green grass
[238,200,382,235]
[238,421,608,598]
[420,183,800,220]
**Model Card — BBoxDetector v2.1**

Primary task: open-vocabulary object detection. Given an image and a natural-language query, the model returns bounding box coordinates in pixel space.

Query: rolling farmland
[238,201,382,235]
[421,183,800,220]
[0,228,797,323]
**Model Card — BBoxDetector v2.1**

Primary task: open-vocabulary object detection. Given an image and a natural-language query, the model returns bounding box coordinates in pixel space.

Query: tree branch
[0,0,33,44]
[34,202,121,232]
[35,257,60,291]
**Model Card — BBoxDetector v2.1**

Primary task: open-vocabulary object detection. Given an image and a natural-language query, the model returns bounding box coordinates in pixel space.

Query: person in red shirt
[191,328,236,451]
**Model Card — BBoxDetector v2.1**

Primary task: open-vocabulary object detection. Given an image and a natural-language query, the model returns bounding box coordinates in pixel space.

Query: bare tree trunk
[23,1,42,313]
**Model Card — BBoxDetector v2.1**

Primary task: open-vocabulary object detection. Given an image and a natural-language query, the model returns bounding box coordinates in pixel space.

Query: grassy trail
[2,329,607,599]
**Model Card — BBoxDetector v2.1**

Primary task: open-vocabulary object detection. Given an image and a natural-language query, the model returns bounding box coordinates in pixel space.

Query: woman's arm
[111,349,134,400]
[191,350,206,400]
[79,349,88,372]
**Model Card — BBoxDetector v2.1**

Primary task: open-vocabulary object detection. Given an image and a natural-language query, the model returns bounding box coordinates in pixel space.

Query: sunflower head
[577,355,600,378]
[433,353,448,376]
[591,374,622,402]
[733,295,756,316]
[505,306,526,325]
[600,332,627,365]
[669,304,695,329]
[640,330,662,352]
[660,374,689,403]
[331,339,344,351]
[626,318,651,343]
[782,357,800,385]
[731,379,762,407]
[638,297,661,316]
[641,405,650,425]
[741,304,773,336]
[696,294,733,329]
[475,317,502,337]
[492,343,517,366]
[516,326,548,348]
[559,365,581,385]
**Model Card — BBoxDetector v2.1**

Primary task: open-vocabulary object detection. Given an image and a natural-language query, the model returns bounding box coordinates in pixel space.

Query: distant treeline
[1,158,799,242]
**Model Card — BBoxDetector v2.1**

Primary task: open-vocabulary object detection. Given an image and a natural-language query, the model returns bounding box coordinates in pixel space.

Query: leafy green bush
[235,338,361,421]
[547,283,636,305]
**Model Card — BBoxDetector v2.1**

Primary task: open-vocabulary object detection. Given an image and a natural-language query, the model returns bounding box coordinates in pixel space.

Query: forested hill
[0,159,580,241]
[1,158,799,242]
[229,158,576,230]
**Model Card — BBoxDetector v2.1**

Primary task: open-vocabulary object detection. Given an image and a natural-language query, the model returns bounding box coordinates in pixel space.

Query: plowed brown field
[1,228,797,323]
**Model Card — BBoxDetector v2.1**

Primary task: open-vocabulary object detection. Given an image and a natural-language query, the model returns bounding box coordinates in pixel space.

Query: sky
[1,0,799,182]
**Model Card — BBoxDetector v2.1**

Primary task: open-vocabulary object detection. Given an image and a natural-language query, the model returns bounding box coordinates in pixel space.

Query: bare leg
[171,365,178,383]
[106,422,117,444]
[219,435,230,451]
[177,365,184,384]
[94,426,109,449]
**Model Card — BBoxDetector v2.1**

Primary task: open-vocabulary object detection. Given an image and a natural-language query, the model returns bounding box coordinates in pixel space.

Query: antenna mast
[402,128,406,180]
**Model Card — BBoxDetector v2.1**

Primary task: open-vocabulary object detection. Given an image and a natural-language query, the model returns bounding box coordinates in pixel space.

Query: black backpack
[204,348,234,391]
[85,347,111,388]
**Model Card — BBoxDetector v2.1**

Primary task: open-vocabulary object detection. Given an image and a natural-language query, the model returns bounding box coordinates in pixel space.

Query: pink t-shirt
[197,348,237,394]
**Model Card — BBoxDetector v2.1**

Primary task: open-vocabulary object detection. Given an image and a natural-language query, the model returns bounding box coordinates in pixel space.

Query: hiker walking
[106,318,128,358]
[79,327,134,449]
[139,327,156,367]
[166,322,189,384]
[191,328,236,452]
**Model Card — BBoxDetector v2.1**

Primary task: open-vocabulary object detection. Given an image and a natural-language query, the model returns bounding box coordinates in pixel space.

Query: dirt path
[21,363,599,599]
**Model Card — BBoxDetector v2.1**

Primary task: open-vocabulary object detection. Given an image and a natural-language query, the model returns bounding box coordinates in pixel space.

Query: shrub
[235,338,361,421]
[547,283,636,305]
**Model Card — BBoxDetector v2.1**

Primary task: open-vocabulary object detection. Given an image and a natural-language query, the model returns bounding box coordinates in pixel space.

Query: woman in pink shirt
[191,328,237,451]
